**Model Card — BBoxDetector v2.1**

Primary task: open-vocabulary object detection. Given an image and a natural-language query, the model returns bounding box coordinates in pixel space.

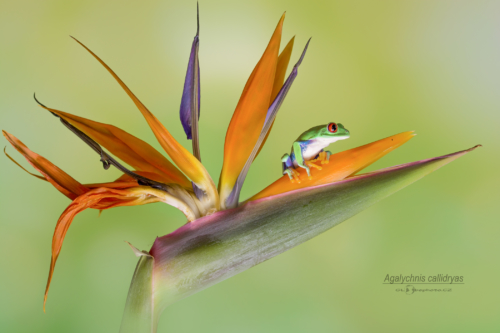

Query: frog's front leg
[315,150,331,165]
[309,150,331,164]
[293,142,309,177]
[293,142,322,180]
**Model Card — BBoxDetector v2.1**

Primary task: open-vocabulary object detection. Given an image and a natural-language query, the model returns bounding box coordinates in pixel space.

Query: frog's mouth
[339,129,350,140]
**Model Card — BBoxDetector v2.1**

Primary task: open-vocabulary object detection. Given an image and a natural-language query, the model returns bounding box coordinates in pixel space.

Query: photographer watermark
[383,274,464,295]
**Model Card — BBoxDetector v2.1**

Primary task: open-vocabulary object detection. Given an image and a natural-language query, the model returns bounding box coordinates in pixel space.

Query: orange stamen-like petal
[249,131,416,201]
[256,36,295,158]
[3,131,88,199]
[38,105,191,189]
[4,146,47,181]
[71,37,219,208]
[272,36,295,102]
[219,14,285,207]
[85,171,168,189]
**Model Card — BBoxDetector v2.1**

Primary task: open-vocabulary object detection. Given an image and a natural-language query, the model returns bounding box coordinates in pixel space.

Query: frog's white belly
[302,140,328,160]
[292,137,344,167]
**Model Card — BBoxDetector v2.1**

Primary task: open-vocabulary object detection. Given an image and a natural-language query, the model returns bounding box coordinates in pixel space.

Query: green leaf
[120,146,479,333]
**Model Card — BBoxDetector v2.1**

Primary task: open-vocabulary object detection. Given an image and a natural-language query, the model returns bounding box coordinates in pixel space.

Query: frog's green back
[296,125,326,141]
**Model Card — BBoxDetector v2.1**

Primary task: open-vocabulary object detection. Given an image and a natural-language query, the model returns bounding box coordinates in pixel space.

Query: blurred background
[1,0,499,332]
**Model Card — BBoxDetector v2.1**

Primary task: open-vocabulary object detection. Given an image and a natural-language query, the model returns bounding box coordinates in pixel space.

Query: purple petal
[179,35,200,140]
[179,4,203,198]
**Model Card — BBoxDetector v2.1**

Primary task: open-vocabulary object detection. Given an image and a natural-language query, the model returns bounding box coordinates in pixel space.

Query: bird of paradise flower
[3,7,479,332]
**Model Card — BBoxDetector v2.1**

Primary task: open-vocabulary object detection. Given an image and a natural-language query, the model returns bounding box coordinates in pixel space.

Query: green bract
[119,147,478,332]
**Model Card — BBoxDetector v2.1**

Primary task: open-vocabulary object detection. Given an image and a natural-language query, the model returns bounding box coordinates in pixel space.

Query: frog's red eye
[328,123,337,133]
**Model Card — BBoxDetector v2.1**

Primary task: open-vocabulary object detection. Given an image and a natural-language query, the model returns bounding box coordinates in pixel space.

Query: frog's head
[322,122,350,140]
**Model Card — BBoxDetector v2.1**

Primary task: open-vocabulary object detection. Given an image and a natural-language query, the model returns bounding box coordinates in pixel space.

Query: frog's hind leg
[281,153,292,171]
[282,153,301,183]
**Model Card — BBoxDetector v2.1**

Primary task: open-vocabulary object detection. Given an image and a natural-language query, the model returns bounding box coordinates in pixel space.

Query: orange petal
[43,185,196,311]
[39,105,191,189]
[219,14,285,207]
[256,36,295,158]
[71,37,219,208]
[43,187,156,311]
[3,131,88,199]
[249,131,416,201]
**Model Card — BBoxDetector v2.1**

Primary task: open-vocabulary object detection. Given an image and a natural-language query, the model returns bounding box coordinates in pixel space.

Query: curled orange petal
[249,131,416,201]
[219,14,285,207]
[3,131,88,199]
[38,105,192,189]
[43,186,197,311]
[70,37,218,209]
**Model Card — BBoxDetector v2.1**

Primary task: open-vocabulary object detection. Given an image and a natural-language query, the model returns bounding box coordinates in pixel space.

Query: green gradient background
[1,1,498,332]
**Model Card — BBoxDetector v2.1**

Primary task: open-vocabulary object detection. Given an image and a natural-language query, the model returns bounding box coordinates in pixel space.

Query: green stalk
[120,146,479,333]
[120,254,154,333]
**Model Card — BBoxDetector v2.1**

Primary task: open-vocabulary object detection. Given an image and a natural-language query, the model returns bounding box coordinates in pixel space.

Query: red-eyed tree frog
[282,122,350,183]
